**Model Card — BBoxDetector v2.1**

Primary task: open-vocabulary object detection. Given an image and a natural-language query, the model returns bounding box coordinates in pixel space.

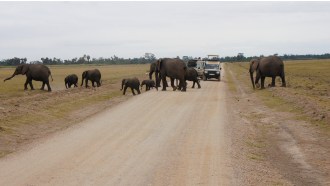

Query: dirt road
[0,77,234,185]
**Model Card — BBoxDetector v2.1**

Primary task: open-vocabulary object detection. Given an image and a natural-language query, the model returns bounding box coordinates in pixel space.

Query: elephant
[149,61,168,88]
[141,79,156,91]
[155,58,187,91]
[81,69,101,88]
[249,56,286,89]
[185,67,201,89]
[65,74,78,89]
[4,64,53,91]
[120,77,141,95]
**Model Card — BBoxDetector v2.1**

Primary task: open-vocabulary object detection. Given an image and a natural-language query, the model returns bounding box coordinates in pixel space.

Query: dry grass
[226,59,330,130]
[0,64,150,157]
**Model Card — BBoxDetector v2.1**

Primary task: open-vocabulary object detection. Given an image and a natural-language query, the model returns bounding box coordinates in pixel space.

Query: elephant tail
[49,70,53,81]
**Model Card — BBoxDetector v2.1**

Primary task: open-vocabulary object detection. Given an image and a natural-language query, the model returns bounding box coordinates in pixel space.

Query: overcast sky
[0,1,329,61]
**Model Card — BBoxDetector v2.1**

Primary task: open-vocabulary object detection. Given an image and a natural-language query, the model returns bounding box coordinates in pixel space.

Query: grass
[0,64,149,98]
[0,64,150,157]
[226,59,330,131]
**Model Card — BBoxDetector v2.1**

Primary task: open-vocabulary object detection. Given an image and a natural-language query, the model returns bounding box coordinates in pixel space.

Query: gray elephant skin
[65,74,78,89]
[249,56,286,89]
[185,67,201,89]
[4,64,53,91]
[141,79,156,91]
[81,69,101,88]
[121,78,141,95]
[155,58,187,91]
[149,61,168,88]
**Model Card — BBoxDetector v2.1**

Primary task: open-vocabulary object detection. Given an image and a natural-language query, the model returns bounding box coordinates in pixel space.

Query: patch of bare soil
[226,65,330,185]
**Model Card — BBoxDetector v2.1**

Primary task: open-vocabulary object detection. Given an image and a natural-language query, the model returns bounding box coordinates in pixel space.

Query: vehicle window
[205,64,219,69]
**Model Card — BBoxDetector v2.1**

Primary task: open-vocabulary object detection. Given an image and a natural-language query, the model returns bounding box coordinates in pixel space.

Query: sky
[0,1,330,61]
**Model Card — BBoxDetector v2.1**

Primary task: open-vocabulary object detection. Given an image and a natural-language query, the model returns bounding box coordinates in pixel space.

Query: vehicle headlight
[204,71,208,74]
[216,71,220,74]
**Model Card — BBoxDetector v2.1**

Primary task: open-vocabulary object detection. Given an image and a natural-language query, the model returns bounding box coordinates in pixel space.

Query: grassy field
[0,64,149,99]
[226,59,330,129]
[0,64,150,157]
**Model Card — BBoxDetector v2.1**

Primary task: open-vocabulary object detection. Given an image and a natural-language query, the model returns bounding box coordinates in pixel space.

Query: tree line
[1,53,330,66]
[217,53,330,62]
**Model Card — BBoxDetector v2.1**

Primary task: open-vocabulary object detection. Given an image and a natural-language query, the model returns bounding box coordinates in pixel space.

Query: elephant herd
[3,64,102,91]
[2,55,286,94]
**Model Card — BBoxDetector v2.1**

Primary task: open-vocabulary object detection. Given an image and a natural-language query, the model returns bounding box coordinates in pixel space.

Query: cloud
[0,2,329,61]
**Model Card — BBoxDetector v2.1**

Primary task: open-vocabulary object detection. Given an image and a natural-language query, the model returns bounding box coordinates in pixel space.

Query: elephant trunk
[250,71,255,89]
[3,73,16,82]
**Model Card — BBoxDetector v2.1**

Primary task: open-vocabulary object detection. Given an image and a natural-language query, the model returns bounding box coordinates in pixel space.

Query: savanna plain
[0,60,329,185]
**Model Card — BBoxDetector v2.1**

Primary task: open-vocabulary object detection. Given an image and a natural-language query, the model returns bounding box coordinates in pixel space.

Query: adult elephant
[4,64,53,91]
[120,77,141,95]
[81,69,101,88]
[185,67,201,89]
[64,74,78,89]
[249,56,286,89]
[155,58,187,91]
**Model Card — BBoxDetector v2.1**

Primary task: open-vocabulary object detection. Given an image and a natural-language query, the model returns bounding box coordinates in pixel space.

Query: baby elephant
[65,74,78,89]
[141,79,156,91]
[121,77,141,95]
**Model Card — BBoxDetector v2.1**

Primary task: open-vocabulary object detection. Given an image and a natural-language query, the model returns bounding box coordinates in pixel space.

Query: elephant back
[29,64,52,81]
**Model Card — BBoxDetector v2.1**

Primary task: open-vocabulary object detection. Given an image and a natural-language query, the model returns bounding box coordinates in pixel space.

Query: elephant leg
[261,76,266,89]
[192,81,195,88]
[24,79,29,90]
[92,81,95,87]
[25,78,34,90]
[29,81,34,90]
[180,79,186,92]
[281,73,286,87]
[41,82,45,90]
[271,77,276,87]
[170,78,177,91]
[131,87,136,95]
[123,85,128,95]
[197,80,201,89]
[85,79,89,88]
[137,88,141,94]
[161,76,167,91]
[97,81,101,87]
[46,81,52,91]
[74,83,78,87]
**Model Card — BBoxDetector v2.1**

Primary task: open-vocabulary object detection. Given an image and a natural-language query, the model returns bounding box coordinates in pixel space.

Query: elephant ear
[21,64,29,75]
[82,71,87,78]
[250,59,259,73]
[156,59,162,72]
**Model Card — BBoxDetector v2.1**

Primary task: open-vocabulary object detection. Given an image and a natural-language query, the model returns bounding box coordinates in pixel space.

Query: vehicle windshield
[205,64,219,69]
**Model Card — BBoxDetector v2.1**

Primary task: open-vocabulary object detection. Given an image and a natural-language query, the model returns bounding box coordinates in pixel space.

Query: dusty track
[1,64,329,185]
[0,76,233,185]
